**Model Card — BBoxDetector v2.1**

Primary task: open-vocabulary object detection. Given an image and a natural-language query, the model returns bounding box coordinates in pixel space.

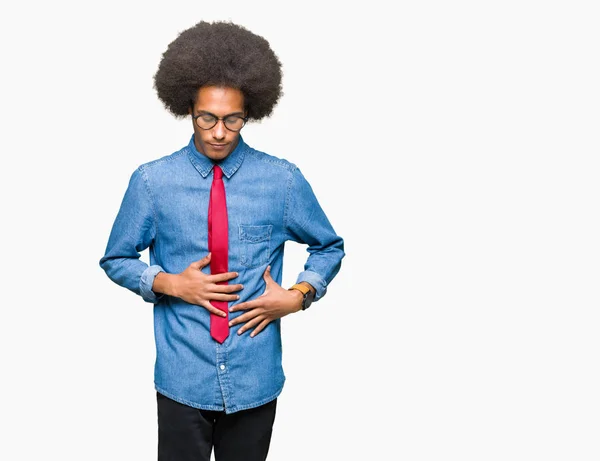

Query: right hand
[172,253,242,317]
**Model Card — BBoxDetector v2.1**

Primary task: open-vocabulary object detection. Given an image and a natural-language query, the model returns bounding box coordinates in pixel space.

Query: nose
[212,119,226,139]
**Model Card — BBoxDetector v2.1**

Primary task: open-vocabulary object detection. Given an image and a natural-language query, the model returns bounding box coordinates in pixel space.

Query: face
[189,86,246,161]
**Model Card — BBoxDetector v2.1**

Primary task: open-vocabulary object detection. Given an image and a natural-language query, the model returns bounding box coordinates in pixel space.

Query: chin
[208,151,231,161]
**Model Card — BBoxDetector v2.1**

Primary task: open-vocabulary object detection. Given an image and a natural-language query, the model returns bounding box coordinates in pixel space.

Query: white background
[1,1,599,460]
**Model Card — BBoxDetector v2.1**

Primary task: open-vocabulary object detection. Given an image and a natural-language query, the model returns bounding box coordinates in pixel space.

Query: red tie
[208,165,229,343]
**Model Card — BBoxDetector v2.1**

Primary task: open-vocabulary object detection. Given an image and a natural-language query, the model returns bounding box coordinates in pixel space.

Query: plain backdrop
[1,1,599,460]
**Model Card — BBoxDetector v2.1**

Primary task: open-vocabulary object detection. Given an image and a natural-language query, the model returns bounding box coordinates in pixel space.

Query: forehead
[194,86,245,113]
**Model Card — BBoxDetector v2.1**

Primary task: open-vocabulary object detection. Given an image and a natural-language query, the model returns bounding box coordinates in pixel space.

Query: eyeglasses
[193,111,248,132]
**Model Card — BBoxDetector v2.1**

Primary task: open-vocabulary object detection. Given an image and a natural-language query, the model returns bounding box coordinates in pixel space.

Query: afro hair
[153,20,283,121]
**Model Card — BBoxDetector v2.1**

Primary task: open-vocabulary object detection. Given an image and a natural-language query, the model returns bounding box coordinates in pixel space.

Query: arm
[283,166,345,301]
[99,167,164,303]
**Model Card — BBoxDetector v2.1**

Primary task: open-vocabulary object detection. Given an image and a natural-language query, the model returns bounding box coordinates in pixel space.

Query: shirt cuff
[140,265,166,304]
[296,270,327,302]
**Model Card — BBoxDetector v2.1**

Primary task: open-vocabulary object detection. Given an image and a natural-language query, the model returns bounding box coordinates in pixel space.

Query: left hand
[229,265,303,337]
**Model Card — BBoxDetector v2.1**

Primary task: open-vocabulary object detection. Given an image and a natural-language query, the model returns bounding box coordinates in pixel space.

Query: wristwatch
[288,283,315,310]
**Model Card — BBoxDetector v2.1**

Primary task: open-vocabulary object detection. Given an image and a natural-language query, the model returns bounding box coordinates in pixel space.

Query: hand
[165,253,243,317]
[229,265,303,337]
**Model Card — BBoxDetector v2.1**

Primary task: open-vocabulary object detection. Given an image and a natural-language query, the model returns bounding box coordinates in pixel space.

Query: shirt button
[220,364,226,370]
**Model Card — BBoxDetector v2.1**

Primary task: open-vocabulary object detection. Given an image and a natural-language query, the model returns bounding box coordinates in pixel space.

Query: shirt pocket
[239,224,272,269]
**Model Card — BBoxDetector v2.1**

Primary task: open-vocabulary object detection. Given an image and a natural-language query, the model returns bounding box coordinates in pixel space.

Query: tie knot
[213,165,223,180]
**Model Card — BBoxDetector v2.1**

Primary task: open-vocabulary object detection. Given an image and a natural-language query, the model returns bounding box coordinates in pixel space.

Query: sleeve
[284,167,345,302]
[99,167,165,303]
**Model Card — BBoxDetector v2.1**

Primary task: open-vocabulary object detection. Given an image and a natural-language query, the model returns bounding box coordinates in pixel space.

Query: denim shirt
[99,135,344,413]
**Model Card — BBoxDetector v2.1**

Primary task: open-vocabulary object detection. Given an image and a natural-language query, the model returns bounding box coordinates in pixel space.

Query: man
[99,20,344,461]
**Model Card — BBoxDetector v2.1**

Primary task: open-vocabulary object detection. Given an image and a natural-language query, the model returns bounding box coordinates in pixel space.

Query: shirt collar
[186,134,247,179]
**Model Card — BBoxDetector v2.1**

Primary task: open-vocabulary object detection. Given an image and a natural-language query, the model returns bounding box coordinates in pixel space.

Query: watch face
[303,291,315,309]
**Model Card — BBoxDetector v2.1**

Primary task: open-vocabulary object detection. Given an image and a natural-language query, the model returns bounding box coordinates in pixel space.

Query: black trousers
[157,392,277,461]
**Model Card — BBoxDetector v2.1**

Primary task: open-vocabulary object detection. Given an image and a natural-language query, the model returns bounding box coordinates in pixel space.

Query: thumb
[263,265,273,284]
[191,253,211,270]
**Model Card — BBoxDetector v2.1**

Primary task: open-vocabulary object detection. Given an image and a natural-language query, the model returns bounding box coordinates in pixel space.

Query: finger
[210,293,241,302]
[263,265,272,283]
[212,283,244,293]
[191,253,211,269]
[228,310,257,327]
[210,271,239,283]
[229,299,260,312]
[250,318,272,338]
[237,314,266,336]
[202,301,227,317]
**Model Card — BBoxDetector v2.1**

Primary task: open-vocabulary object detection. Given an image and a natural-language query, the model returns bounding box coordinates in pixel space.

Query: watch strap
[288,283,311,296]
[288,283,313,310]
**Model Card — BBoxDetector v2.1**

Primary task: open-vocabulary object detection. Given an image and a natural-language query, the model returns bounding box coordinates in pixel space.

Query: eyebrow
[196,110,245,117]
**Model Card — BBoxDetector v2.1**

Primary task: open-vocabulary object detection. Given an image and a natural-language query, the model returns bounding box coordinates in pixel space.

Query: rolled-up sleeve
[284,167,345,302]
[99,166,164,303]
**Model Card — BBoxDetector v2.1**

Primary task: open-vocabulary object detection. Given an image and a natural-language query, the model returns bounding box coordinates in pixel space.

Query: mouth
[209,143,228,149]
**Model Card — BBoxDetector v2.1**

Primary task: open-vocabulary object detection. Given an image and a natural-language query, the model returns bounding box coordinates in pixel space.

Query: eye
[224,116,244,128]
[200,114,216,123]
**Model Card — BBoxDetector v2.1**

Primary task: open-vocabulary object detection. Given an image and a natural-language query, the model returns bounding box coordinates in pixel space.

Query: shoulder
[245,146,299,174]
[243,145,317,190]
[136,145,188,176]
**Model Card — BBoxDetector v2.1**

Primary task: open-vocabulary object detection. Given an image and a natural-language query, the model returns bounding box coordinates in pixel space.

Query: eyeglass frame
[192,110,249,132]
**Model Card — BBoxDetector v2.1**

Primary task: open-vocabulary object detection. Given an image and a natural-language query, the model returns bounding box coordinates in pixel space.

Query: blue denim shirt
[99,135,344,413]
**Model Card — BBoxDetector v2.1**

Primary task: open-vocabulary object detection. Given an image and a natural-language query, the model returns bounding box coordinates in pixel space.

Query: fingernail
[236,295,240,300]
[250,333,255,338]
[228,322,232,327]
[221,312,227,317]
